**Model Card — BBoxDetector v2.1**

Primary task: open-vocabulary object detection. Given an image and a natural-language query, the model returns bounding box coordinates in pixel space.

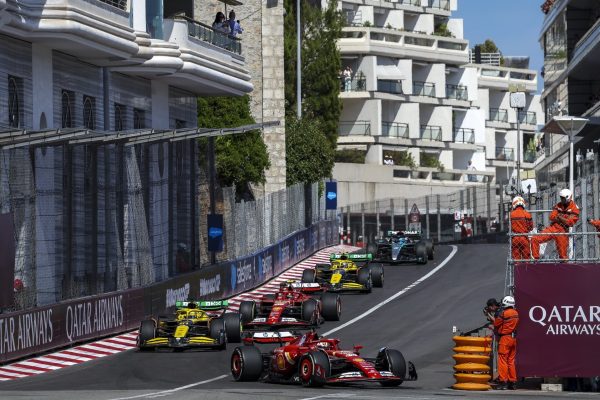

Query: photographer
[483,298,501,324]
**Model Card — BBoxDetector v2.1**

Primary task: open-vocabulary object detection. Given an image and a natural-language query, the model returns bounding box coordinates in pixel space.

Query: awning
[376,64,405,80]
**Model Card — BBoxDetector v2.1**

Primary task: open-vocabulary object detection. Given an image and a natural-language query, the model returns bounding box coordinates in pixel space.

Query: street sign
[454,211,462,221]
[409,203,420,223]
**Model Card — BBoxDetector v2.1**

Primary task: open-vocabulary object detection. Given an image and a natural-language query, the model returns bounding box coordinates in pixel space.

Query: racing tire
[298,350,330,387]
[424,239,434,260]
[302,269,316,283]
[377,348,406,387]
[369,264,384,288]
[415,242,428,265]
[231,346,263,381]
[320,292,341,321]
[239,301,256,325]
[367,243,377,255]
[357,267,372,293]
[224,312,242,343]
[138,320,156,351]
[301,298,320,325]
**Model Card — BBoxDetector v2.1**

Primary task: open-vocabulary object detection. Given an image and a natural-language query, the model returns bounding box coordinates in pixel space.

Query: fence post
[404,199,409,231]
[437,194,441,243]
[473,187,478,236]
[376,200,380,239]
[390,198,395,231]
[486,181,492,234]
[361,202,365,246]
[594,175,600,259]
[499,184,505,232]
[581,181,588,260]
[346,205,351,238]
[425,196,430,239]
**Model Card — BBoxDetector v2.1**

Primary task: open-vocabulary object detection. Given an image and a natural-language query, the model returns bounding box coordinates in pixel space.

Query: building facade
[328,0,543,206]
[537,0,600,187]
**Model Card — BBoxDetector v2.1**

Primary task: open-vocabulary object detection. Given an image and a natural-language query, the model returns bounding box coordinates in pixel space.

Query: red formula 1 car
[231,331,417,387]
[239,282,341,330]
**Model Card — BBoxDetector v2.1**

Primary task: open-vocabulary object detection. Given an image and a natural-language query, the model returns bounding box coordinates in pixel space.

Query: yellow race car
[137,300,241,351]
[301,253,384,293]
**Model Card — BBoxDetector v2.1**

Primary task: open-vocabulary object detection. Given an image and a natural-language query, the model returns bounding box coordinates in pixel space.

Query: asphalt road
[2,244,579,400]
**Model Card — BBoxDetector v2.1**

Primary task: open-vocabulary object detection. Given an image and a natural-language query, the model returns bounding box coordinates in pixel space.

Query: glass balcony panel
[446,84,468,100]
[413,81,436,97]
[495,147,514,161]
[339,121,371,136]
[377,80,403,94]
[518,111,537,125]
[382,122,409,138]
[454,128,475,143]
[340,77,367,92]
[489,108,508,123]
[420,125,442,141]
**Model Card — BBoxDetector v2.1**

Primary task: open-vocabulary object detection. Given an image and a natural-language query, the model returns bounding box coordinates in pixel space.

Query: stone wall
[195,1,286,194]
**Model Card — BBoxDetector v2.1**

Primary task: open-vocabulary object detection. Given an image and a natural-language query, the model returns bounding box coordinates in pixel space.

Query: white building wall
[398,59,413,94]
[447,18,463,39]
[32,44,52,130]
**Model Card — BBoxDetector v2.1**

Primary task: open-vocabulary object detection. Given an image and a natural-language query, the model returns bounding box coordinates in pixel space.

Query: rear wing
[329,253,373,261]
[290,282,322,292]
[175,300,229,310]
[242,331,298,344]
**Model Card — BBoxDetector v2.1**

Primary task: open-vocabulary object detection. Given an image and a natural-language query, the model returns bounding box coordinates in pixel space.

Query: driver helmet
[187,301,197,309]
[340,253,348,260]
[342,262,349,268]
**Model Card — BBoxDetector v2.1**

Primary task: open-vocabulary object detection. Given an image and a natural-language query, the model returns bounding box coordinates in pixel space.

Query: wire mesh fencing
[338,183,500,246]
[0,132,333,313]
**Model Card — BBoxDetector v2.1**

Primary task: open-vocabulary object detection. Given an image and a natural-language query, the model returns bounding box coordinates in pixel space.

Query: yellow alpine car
[137,300,241,351]
[301,253,384,293]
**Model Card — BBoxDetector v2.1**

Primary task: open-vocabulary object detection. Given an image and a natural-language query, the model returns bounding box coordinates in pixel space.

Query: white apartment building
[0,0,252,132]
[328,0,544,206]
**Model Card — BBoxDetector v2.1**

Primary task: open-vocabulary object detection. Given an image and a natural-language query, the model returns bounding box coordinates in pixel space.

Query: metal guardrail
[446,84,468,100]
[340,77,367,92]
[495,146,514,161]
[454,128,475,144]
[339,120,371,136]
[378,79,403,94]
[430,0,450,10]
[518,111,537,125]
[421,125,442,141]
[186,19,242,55]
[489,108,508,123]
[382,122,409,138]
[413,81,436,97]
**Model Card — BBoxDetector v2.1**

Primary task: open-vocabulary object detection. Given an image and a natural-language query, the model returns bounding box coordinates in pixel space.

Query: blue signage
[208,227,223,239]
[325,181,337,210]
[207,214,224,252]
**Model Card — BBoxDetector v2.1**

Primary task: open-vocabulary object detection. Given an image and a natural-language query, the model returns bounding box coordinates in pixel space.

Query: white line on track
[299,394,355,400]
[106,374,228,400]
[322,245,458,336]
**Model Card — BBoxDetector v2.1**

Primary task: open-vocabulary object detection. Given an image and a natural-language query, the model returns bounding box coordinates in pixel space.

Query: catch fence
[0,128,334,313]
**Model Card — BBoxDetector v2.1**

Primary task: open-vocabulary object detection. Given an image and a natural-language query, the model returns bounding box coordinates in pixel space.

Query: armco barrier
[0,219,337,364]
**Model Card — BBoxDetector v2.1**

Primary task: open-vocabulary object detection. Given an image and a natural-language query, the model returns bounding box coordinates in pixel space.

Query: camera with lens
[483,298,501,322]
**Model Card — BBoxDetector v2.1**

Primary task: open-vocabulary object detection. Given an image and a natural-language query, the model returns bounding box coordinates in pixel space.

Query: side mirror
[353,345,363,355]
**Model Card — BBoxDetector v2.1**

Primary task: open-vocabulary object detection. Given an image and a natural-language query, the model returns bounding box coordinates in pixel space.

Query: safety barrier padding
[451,335,492,391]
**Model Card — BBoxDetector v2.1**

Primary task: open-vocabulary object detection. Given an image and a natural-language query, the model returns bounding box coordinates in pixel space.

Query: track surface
[1,244,576,399]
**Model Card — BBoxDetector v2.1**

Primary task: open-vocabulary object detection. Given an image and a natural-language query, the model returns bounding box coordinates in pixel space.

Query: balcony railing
[454,128,475,144]
[98,0,127,10]
[495,147,514,161]
[413,81,436,97]
[382,122,409,138]
[420,125,442,141]
[340,77,367,92]
[377,80,403,94]
[398,0,421,5]
[446,84,468,100]
[489,108,508,123]
[518,111,537,125]
[430,0,450,10]
[187,19,242,54]
[339,121,371,136]
[524,150,537,163]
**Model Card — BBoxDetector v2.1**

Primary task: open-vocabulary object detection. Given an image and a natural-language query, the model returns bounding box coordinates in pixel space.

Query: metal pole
[436,195,441,243]
[404,199,409,231]
[516,108,521,194]
[296,0,302,119]
[208,137,216,265]
[376,200,380,238]
[425,196,430,239]
[390,198,395,231]
[569,128,574,194]
[361,202,365,246]
[473,187,478,237]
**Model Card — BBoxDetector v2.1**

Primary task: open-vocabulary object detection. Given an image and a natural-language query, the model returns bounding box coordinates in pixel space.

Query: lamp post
[296,0,301,119]
[509,92,526,193]
[551,116,589,194]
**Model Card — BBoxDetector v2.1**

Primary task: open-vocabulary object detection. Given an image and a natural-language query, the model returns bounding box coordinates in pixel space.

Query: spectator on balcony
[467,160,478,182]
[212,12,229,34]
[343,66,353,92]
[227,10,243,37]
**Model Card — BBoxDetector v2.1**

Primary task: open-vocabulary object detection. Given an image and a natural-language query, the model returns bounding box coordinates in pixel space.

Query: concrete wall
[447,18,463,39]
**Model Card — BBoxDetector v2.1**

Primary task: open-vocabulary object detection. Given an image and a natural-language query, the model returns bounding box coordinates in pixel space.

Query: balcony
[429,0,450,10]
[339,121,371,136]
[413,81,436,97]
[420,125,442,141]
[446,84,468,100]
[398,0,421,5]
[382,122,409,138]
[454,128,475,144]
[186,19,242,55]
[518,111,537,125]
[495,147,514,161]
[524,150,537,163]
[489,108,508,123]
[377,80,403,94]
[340,77,367,92]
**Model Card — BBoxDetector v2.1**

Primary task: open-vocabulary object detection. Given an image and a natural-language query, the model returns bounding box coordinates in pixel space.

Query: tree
[286,116,334,186]
[474,39,500,54]
[197,96,270,200]
[284,0,344,147]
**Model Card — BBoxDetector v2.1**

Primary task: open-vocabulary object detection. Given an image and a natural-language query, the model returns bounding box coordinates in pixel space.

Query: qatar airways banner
[515,263,600,377]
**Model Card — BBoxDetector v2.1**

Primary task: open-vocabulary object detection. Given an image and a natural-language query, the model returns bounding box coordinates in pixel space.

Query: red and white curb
[0,244,357,381]
[0,331,138,381]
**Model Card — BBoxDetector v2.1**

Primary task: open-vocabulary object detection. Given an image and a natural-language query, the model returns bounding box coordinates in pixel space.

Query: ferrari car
[137,300,241,351]
[300,253,384,293]
[371,230,434,265]
[239,282,341,330]
[231,330,417,387]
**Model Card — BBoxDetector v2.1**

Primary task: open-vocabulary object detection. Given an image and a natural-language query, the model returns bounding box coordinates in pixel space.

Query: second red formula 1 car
[239,282,341,330]
[231,330,417,387]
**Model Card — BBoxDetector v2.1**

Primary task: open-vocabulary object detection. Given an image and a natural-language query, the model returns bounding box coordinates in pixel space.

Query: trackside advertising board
[515,263,600,377]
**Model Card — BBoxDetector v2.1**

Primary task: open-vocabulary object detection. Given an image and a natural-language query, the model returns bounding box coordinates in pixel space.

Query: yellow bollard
[451,336,492,391]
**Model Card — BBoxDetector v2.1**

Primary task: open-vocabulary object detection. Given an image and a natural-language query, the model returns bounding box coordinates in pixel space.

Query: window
[133,108,145,129]
[175,119,186,129]
[114,103,125,131]
[61,90,75,128]
[8,76,23,128]
[83,95,95,130]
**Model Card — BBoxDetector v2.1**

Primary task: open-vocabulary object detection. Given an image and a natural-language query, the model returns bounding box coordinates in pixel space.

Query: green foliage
[284,0,344,147]
[197,96,270,198]
[474,39,501,54]
[362,20,372,27]
[388,151,416,169]
[527,137,536,153]
[385,23,393,29]
[434,23,454,38]
[420,152,445,172]
[335,149,366,164]
[286,116,335,185]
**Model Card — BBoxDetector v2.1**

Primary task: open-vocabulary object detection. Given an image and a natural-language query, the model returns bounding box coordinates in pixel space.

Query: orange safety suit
[531,200,579,260]
[494,307,519,384]
[510,207,533,261]
[589,219,600,238]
